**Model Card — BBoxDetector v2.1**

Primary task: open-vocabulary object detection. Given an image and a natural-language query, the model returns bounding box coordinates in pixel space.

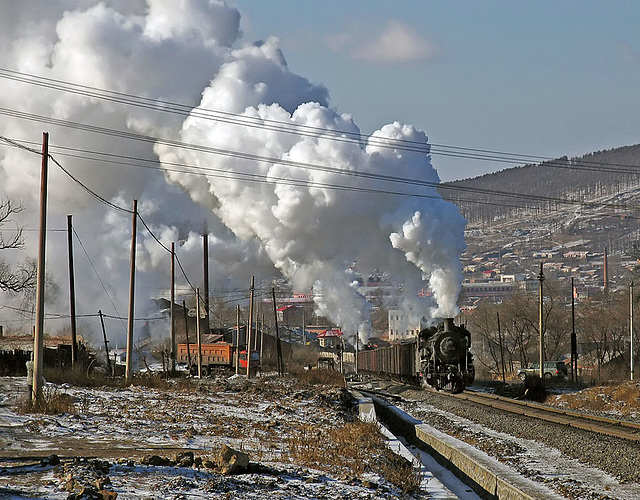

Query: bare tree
[540,278,572,361]
[466,301,502,377]
[0,197,36,293]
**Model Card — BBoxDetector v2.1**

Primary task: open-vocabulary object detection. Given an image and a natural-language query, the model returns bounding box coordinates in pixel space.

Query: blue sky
[229,1,640,181]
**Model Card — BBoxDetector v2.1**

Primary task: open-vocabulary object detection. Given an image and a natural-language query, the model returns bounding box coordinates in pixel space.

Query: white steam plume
[0,0,466,348]
[155,42,467,343]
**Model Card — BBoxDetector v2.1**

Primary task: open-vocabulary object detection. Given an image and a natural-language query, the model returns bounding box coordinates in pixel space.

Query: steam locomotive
[357,318,474,393]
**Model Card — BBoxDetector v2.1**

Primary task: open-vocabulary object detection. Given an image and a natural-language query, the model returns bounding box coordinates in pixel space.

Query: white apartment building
[388,309,422,342]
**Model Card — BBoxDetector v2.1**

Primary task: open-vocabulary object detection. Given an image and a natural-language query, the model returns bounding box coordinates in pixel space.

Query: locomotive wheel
[519,372,528,381]
[451,382,464,394]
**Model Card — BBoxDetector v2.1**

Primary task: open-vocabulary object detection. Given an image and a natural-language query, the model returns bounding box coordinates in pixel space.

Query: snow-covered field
[0,375,462,499]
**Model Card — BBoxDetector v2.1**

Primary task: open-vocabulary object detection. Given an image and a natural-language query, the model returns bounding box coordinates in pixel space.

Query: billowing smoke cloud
[0,0,466,347]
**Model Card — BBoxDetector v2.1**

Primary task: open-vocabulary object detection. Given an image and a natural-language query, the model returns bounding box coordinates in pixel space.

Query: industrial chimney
[604,247,609,289]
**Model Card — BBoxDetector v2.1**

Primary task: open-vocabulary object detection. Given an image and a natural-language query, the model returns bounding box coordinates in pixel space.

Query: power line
[4,66,640,175]
[2,132,638,218]
[72,226,127,335]
[49,155,133,214]
[0,67,465,160]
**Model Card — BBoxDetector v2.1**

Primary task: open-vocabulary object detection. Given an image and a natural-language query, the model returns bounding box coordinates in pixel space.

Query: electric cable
[72,226,127,335]
[2,132,638,217]
[3,67,638,172]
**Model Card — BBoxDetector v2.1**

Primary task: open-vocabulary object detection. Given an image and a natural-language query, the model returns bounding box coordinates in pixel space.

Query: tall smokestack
[604,247,609,289]
[203,227,210,335]
[443,318,454,332]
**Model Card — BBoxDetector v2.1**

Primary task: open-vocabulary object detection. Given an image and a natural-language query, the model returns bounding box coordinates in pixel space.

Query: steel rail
[456,390,640,442]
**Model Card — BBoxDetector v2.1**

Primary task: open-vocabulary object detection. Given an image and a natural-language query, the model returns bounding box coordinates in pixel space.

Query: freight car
[177,342,259,376]
[356,341,418,384]
[357,317,474,393]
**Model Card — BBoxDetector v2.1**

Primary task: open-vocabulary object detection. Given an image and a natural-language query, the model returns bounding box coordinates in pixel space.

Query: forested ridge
[442,144,640,226]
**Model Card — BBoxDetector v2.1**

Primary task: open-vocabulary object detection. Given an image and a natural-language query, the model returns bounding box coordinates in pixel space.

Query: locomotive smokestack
[443,318,454,332]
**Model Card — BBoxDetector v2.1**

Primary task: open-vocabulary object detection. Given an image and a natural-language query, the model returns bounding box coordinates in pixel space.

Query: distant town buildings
[388,309,423,342]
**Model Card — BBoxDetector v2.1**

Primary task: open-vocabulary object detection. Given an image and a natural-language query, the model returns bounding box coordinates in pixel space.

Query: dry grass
[285,420,420,494]
[38,365,417,492]
[43,366,196,392]
[290,367,346,387]
[13,371,420,494]
[18,387,76,415]
[548,381,640,416]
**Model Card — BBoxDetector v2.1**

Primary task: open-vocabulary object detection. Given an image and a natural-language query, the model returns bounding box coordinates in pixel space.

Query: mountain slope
[440,144,640,261]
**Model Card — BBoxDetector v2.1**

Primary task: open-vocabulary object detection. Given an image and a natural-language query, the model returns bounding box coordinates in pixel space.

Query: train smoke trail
[0,0,466,346]
[155,40,467,342]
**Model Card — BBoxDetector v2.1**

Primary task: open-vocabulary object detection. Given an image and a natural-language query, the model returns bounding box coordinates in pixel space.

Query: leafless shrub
[378,449,422,495]
[285,420,420,494]
[289,367,345,387]
[44,366,115,388]
[18,387,75,415]
[44,366,196,392]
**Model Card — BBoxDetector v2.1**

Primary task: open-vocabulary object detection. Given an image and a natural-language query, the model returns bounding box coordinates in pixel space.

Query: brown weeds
[291,367,346,387]
[549,381,640,416]
[285,420,420,494]
[18,387,76,415]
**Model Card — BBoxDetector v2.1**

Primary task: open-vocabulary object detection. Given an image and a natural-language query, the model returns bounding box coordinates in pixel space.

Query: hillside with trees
[440,144,640,259]
[444,144,640,382]
[442,144,640,226]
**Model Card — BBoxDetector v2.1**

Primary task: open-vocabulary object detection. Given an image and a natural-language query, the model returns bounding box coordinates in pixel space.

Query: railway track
[353,378,640,497]
[454,390,640,442]
[353,378,640,442]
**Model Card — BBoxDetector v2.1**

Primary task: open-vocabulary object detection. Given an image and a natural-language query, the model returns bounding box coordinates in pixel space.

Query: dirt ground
[0,374,429,499]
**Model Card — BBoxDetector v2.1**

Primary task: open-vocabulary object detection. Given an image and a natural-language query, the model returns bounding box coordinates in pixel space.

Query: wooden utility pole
[196,288,202,379]
[260,312,265,363]
[604,247,609,289]
[571,278,578,382]
[98,310,112,376]
[302,311,306,346]
[170,242,176,374]
[32,132,49,403]
[67,214,78,366]
[125,199,138,384]
[272,287,283,376]
[246,276,255,378]
[182,300,191,369]
[202,230,210,335]
[235,305,240,374]
[497,312,506,383]
[355,331,359,375]
[538,262,545,381]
